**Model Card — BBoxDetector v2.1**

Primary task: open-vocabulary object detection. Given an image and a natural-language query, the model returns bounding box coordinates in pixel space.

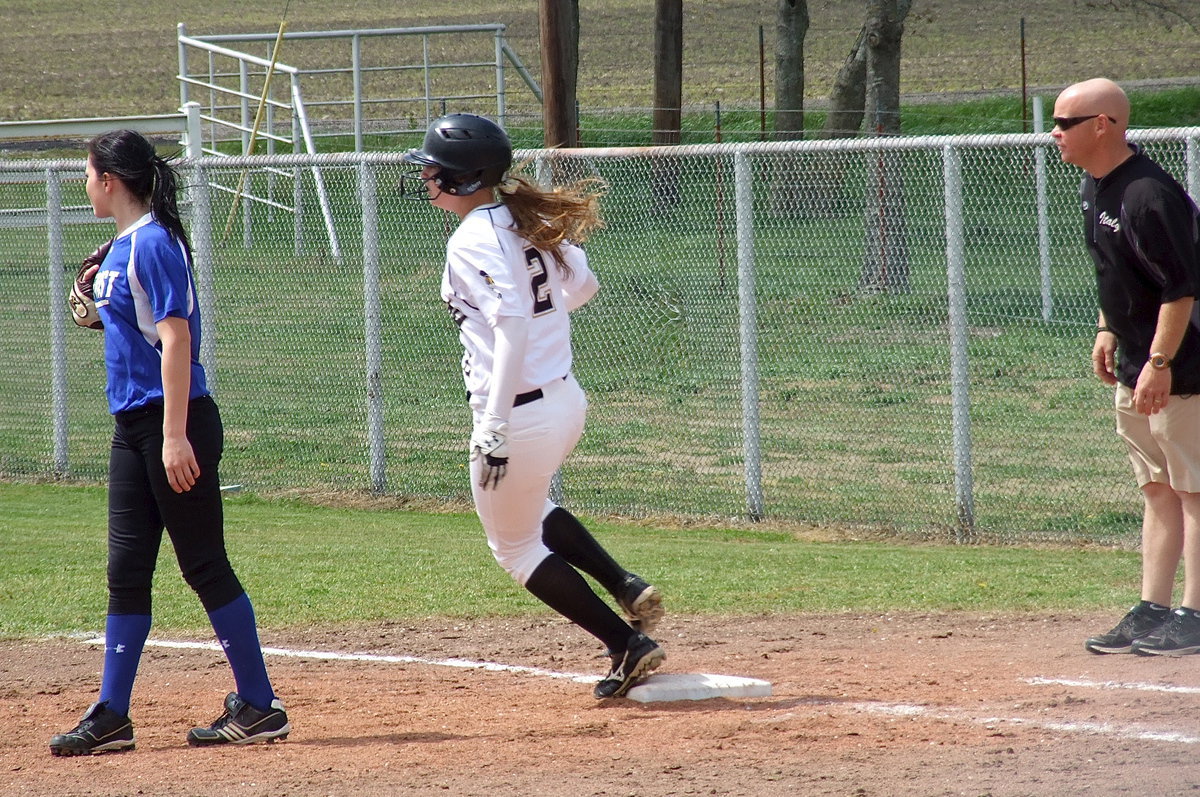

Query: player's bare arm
[157,315,199,493]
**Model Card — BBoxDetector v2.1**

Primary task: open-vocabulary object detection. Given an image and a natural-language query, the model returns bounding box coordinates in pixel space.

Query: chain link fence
[4,129,1200,543]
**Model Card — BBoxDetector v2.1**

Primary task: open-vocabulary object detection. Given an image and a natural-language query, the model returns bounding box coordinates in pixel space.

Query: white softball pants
[470,374,587,585]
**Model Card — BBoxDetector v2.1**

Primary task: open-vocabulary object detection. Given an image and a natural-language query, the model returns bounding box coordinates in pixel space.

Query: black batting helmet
[400,113,512,198]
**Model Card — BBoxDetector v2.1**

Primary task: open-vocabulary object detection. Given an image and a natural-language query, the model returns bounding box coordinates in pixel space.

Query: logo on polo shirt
[1098,210,1121,234]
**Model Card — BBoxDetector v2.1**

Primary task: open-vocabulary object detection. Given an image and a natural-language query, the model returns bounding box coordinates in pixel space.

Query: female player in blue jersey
[401,114,666,698]
[49,130,290,755]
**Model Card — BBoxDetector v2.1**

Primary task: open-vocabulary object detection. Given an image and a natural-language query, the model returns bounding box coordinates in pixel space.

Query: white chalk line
[82,636,600,684]
[850,700,1200,745]
[81,637,1200,744]
[1024,675,1200,695]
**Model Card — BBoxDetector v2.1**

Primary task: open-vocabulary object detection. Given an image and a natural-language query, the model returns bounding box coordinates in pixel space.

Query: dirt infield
[2,612,1198,797]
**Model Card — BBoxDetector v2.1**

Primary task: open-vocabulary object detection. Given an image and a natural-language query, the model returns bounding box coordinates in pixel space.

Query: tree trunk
[773,0,809,140]
[768,0,811,216]
[820,0,910,139]
[860,0,910,293]
[864,0,904,137]
[819,25,869,140]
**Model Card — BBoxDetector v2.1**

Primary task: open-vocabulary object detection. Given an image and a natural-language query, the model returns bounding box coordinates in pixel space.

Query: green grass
[0,481,1142,639]
[15,86,1200,160]
[564,88,1200,143]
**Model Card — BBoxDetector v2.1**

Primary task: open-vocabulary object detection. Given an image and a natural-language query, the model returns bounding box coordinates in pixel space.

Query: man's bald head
[1057,78,1131,127]
[1052,78,1135,177]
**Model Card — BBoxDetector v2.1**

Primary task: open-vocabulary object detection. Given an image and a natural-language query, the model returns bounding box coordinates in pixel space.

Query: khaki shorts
[1115,383,1200,493]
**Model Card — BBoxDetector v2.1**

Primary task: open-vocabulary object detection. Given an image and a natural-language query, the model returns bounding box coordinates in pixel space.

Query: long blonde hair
[498,170,607,276]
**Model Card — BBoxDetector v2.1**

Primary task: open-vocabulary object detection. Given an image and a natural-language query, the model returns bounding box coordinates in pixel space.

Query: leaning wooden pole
[223,18,288,240]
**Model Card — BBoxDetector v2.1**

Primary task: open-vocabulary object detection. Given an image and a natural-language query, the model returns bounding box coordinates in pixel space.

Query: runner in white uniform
[402,113,666,698]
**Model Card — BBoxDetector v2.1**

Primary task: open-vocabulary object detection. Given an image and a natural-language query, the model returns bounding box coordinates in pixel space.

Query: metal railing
[177,23,540,153]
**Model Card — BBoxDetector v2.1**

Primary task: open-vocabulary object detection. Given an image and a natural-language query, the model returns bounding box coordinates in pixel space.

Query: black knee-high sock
[541,507,628,595]
[524,554,633,653]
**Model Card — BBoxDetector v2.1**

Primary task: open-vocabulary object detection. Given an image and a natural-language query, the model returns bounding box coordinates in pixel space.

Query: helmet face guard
[397,161,488,200]
[397,157,441,201]
[399,113,512,201]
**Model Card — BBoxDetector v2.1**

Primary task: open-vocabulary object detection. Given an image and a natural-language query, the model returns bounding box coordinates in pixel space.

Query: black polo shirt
[1081,145,1200,393]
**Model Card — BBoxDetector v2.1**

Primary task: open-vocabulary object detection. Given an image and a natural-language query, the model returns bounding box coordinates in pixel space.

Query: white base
[625,672,772,703]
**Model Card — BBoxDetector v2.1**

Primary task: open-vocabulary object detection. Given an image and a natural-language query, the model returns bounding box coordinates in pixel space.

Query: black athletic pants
[106,396,243,615]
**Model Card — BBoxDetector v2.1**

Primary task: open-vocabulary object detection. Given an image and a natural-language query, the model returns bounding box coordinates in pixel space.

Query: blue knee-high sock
[207,592,275,710]
[98,614,152,717]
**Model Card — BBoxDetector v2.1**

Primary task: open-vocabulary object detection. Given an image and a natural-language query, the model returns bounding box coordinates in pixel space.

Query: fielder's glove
[470,418,509,490]
[68,239,112,330]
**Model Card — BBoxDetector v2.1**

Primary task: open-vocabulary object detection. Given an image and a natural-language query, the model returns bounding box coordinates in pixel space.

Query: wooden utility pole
[652,0,682,146]
[540,0,579,148]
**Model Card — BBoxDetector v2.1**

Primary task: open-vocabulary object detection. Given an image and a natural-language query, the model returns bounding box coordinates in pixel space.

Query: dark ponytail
[87,130,192,257]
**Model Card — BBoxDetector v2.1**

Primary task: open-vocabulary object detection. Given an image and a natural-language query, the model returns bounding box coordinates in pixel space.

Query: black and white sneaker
[594,633,665,699]
[616,574,664,634]
[49,701,135,756]
[1085,604,1171,654]
[186,692,290,746]
[1132,608,1200,656]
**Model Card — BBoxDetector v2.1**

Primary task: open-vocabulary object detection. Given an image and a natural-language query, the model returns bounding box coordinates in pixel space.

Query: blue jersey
[93,213,208,414]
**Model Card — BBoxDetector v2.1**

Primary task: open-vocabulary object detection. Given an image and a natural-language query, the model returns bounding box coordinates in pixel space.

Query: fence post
[207,51,217,148]
[177,23,190,111]
[942,144,976,541]
[183,102,203,159]
[534,154,551,188]
[352,34,364,152]
[1187,135,1199,199]
[494,28,507,127]
[422,34,433,126]
[1033,96,1053,322]
[734,150,764,521]
[46,168,70,476]
[188,162,218,394]
[293,114,304,255]
[360,161,387,493]
[237,60,253,249]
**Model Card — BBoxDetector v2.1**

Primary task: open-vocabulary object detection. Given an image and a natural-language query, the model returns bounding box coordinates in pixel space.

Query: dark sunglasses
[1053,114,1116,131]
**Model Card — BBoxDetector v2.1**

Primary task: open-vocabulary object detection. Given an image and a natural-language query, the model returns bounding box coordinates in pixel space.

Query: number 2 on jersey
[524,247,554,316]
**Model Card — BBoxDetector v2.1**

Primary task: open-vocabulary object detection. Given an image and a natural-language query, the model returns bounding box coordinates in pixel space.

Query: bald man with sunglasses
[1054,78,1200,656]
